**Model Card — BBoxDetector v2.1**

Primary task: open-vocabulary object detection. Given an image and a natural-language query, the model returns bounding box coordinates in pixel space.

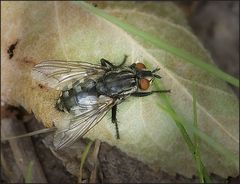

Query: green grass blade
[158,93,239,163]
[161,104,196,154]
[192,81,211,183]
[158,95,211,183]
[185,120,238,164]
[77,2,239,88]
[25,161,34,183]
[158,96,238,182]
[192,81,204,183]
[79,140,93,183]
[156,86,237,165]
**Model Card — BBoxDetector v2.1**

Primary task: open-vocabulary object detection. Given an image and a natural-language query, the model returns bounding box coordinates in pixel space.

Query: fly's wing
[53,95,116,150]
[32,60,106,90]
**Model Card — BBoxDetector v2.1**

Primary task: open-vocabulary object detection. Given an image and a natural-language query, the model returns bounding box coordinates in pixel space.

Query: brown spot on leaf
[23,57,37,66]
[38,84,49,92]
[7,40,18,59]
[38,84,44,89]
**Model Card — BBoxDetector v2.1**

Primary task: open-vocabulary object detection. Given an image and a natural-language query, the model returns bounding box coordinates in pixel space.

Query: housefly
[5,56,170,150]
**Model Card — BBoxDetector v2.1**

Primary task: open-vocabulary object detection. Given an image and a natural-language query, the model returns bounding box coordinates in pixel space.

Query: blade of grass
[184,118,238,164]
[159,101,213,183]
[155,82,237,164]
[192,80,204,183]
[79,140,93,183]
[158,85,239,183]
[192,81,211,183]
[77,2,239,88]
[25,161,34,183]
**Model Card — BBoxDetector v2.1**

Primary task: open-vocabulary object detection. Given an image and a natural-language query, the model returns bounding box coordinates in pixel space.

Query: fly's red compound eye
[135,63,146,70]
[139,78,150,90]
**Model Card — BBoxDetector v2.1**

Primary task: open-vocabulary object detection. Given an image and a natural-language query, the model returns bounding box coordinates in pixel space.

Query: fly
[3,55,170,150]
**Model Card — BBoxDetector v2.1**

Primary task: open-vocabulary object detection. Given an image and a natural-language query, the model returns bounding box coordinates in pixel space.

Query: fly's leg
[116,54,128,68]
[131,90,171,97]
[100,58,115,68]
[112,105,120,139]
[100,55,128,69]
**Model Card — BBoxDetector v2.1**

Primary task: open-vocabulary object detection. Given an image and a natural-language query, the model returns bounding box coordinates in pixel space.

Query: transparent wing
[53,95,116,150]
[32,60,106,90]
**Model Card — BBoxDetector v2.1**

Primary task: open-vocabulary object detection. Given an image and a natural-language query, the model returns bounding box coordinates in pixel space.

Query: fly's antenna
[152,68,160,73]
[153,74,162,79]
[152,68,161,79]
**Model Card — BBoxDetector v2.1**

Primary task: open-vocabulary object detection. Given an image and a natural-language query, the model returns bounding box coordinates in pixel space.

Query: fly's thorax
[96,68,137,97]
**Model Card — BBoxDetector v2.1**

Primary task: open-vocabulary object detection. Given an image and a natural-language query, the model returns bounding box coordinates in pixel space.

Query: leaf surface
[1,1,239,177]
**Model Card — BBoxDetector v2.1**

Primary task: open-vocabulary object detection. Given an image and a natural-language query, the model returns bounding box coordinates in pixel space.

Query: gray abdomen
[57,79,98,113]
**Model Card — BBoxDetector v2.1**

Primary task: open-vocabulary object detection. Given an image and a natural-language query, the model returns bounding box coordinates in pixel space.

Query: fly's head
[131,62,161,91]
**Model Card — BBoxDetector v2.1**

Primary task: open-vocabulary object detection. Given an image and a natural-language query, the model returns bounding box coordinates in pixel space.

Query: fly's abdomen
[96,69,137,97]
[57,90,76,112]
[57,90,98,113]
[57,79,98,113]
